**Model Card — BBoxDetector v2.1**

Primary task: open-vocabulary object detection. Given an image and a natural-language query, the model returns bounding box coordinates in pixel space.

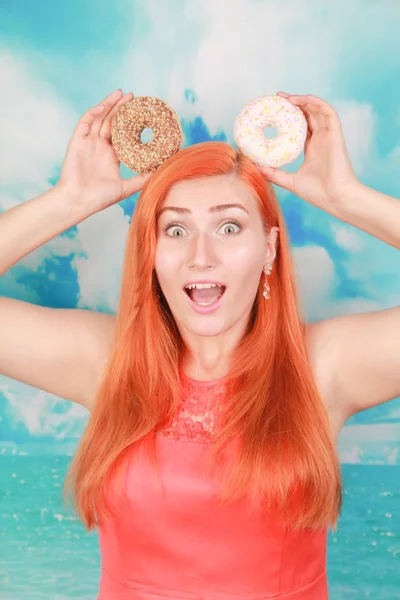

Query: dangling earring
[263,263,273,300]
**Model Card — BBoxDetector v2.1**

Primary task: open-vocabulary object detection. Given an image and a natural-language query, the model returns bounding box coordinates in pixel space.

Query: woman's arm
[314,182,400,419]
[0,89,148,409]
[0,186,88,276]
[262,92,400,418]
[332,181,400,250]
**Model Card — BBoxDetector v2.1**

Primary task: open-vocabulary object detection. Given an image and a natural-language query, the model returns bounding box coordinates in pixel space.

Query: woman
[1,89,399,599]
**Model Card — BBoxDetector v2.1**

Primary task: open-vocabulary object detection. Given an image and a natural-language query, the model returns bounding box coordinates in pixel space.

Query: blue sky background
[1,0,400,465]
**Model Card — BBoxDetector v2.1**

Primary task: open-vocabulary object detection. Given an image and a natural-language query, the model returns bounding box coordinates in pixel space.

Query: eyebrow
[157,203,249,217]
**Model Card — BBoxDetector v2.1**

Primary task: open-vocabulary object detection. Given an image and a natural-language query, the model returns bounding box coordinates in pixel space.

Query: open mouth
[184,283,226,306]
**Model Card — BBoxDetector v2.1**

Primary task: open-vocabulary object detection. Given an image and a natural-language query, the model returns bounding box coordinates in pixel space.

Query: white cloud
[338,423,400,465]
[0,49,134,315]
[292,245,335,320]
[383,446,399,465]
[125,0,338,137]
[340,446,364,464]
[0,376,88,440]
[334,100,376,176]
[0,51,76,194]
[330,222,364,252]
[0,50,86,299]
[292,244,383,321]
[340,423,400,443]
[72,204,131,312]
[120,0,379,183]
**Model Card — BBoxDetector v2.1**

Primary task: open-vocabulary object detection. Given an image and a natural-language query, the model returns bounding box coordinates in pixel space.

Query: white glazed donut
[233,95,308,168]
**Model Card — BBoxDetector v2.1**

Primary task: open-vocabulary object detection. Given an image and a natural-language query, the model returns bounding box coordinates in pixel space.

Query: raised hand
[260,93,359,210]
[56,89,151,215]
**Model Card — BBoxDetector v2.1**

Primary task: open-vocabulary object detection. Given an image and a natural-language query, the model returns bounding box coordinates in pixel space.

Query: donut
[111,96,182,173]
[233,95,308,168]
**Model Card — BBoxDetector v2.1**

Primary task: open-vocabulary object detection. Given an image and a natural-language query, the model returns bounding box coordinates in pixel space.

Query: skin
[155,173,278,380]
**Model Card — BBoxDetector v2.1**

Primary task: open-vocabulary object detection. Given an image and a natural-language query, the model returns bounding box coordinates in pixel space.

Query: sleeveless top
[97,372,328,599]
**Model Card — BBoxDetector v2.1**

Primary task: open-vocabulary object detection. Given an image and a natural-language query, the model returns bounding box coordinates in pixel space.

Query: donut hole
[263,126,278,139]
[141,128,153,144]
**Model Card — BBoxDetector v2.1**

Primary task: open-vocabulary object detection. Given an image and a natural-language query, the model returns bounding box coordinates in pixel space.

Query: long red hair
[64,142,342,532]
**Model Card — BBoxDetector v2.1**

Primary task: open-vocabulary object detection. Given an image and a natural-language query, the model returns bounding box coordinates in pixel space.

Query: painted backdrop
[1,0,399,598]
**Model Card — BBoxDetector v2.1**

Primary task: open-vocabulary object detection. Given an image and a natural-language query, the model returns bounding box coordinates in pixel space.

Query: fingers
[277,91,340,131]
[73,104,106,139]
[121,172,153,197]
[73,90,123,139]
[277,91,319,132]
[99,92,134,140]
[91,89,125,137]
[259,165,295,193]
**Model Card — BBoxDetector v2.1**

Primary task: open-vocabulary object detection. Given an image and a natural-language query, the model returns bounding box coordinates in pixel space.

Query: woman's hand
[56,89,151,215]
[260,92,359,210]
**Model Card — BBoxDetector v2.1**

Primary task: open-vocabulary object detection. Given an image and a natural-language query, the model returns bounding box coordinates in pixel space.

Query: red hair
[64,142,342,532]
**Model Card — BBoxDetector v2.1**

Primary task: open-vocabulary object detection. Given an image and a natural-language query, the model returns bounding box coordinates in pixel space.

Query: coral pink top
[98,372,328,599]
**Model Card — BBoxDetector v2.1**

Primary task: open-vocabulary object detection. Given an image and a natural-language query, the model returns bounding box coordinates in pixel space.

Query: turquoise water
[0,457,399,599]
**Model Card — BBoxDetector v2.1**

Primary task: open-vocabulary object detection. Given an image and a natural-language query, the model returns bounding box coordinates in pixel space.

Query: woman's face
[155,174,278,341]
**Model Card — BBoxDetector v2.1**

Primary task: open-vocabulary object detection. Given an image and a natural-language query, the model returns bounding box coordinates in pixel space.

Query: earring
[263,263,273,300]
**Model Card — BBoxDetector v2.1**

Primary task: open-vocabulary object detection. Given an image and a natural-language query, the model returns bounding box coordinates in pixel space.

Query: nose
[188,231,217,270]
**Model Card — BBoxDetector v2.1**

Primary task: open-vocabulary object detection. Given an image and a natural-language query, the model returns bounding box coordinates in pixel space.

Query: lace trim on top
[157,372,227,443]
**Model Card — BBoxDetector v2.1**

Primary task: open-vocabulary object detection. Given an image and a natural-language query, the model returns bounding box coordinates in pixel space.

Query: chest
[167,369,344,450]
[99,435,328,599]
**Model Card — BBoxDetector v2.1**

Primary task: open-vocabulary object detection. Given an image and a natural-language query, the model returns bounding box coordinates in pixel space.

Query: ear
[265,226,279,264]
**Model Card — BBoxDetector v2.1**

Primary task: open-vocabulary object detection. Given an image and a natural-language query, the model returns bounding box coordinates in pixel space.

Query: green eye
[167,226,185,237]
[163,219,244,237]
[220,220,243,234]
[221,223,239,234]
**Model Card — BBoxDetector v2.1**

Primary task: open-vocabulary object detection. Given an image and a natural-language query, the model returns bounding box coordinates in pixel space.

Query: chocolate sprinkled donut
[111,96,182,173]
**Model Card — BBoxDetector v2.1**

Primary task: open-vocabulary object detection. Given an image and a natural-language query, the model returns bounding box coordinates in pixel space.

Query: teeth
[185,283,223,290]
